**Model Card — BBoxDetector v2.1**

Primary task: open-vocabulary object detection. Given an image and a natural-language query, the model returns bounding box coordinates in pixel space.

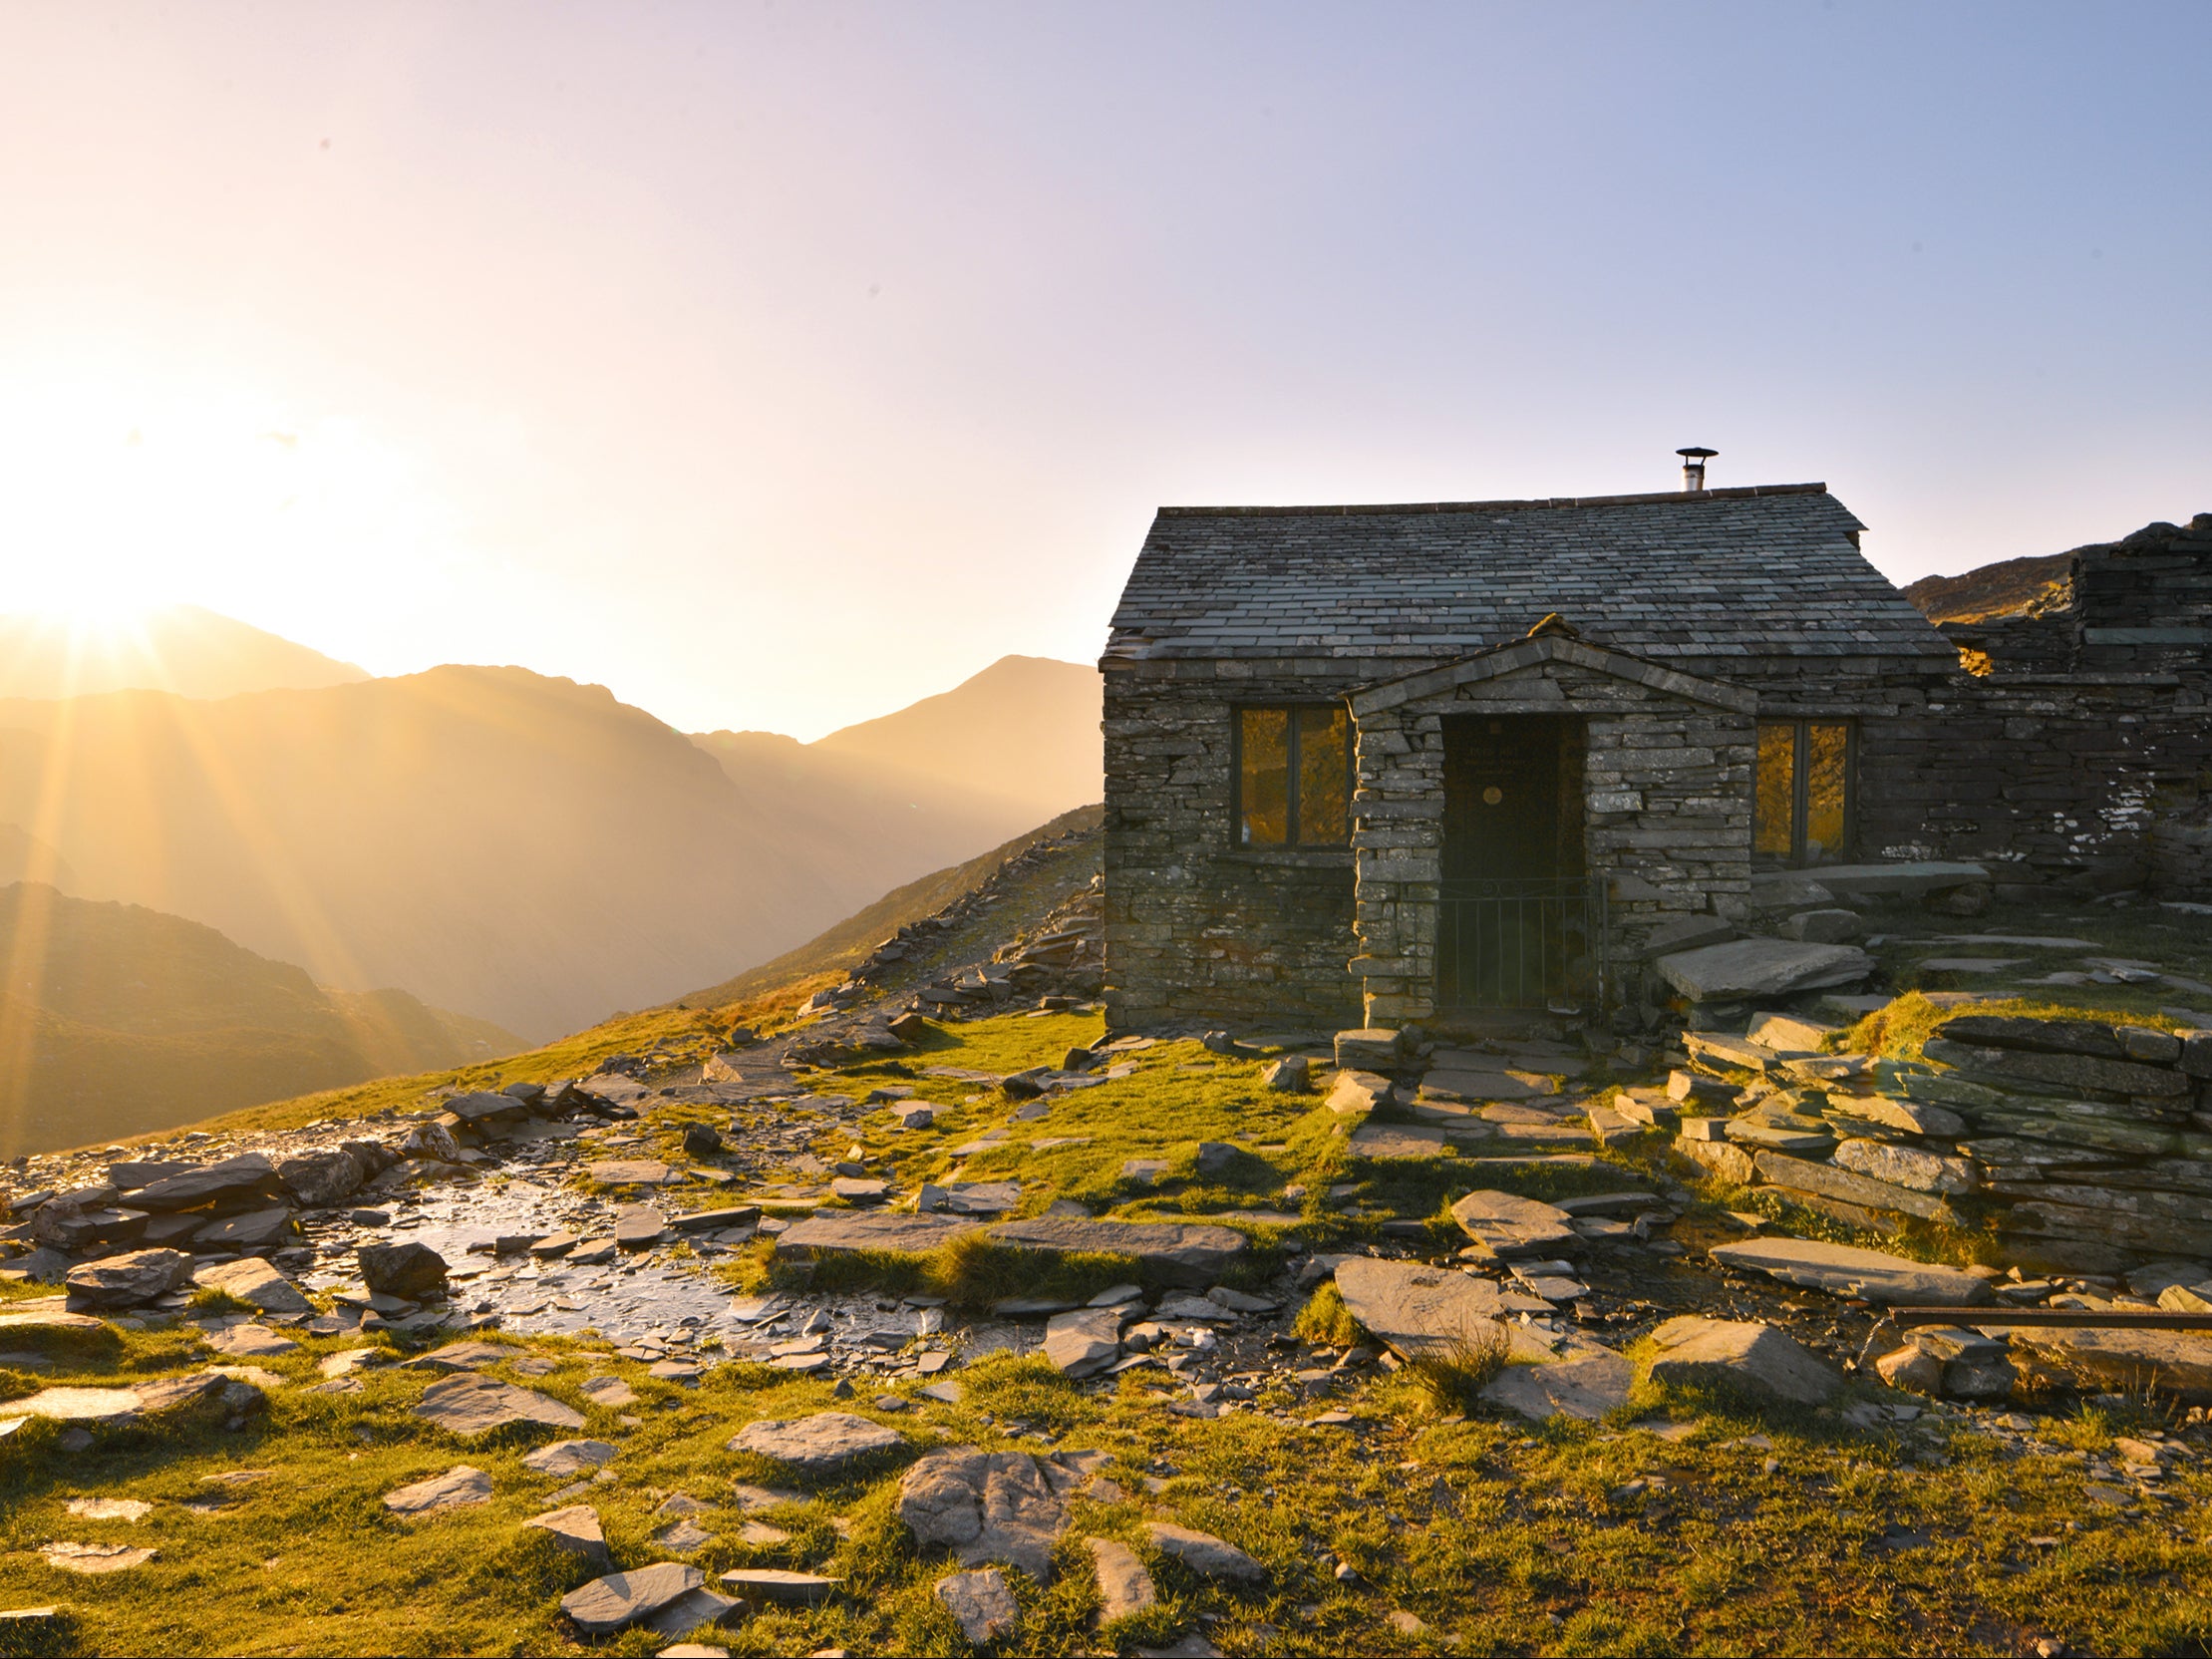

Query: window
[1754,720,1853,865]
[1236,705,1350,847]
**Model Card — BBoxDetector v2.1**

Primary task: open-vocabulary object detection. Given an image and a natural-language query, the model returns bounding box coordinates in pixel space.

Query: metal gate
[1435,876,1608,1010]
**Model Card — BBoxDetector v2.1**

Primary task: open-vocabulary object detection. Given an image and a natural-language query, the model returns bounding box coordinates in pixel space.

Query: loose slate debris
[1707,1237,1994,1306]
[414,1373,586,1436]
[384,1466,493,1516]
[1043,1308,1123,1377]
[63,1249,192,1310]
[729,1412,904,1475]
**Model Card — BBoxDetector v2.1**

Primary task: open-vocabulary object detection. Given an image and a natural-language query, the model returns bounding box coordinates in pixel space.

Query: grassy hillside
[1903,551,2072,623]
[671,803,1103,1008]
[809,654,1102,828]
[0,883,522,1157]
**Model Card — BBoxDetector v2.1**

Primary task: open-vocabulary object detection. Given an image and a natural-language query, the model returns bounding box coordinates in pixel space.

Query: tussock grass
[1402,1325,1509,1417]
[1293,1283,1364,1348]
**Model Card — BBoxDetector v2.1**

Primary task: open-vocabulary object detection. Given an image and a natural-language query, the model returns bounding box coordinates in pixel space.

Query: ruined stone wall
[1887,518,2212,897]
[1101,660,1364,1033]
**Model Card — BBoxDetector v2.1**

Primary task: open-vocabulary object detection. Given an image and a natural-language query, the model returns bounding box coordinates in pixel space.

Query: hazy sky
[2,2,2206,739]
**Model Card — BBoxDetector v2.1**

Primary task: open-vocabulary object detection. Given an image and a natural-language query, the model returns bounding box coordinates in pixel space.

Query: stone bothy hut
[1099,483,2212,1034]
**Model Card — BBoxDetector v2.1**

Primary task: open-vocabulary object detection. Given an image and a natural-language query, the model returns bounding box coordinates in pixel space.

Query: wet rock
[524,1503,610,1569]
[777,1212,984,1258]
[720,1568,842,1606]
[384,1465,492,1516]
[359,1241,449,1299]
[523,1440,617,1477]
[193,1206,297,1251]
[1480,1350,1636,1422]
[935,1567,1020,1645]
[1707,1238,1992,1306]
[129,1155,283,1212]
[1655,938,1874,1001]
[560,1563,706,1636]
[1646,1316,1841,1406]
[1448,1190,1580,1258]
[276,1149,367,1207]
[414,1373,586,1436]
[1088,1535,1157,1621]
[63,1248,192,1309]
[1143,1520,1266,1584]
[899,1447,1071,1578]
[1043,1308,1123,1378]
[192,1257,313,1316]
[729,1412,904,1475]
[988,1216,1246,1288]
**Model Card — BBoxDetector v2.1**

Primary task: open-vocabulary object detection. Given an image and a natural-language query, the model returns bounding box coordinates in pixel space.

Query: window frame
[1230,702,1353,850]
[1753,717,1857,868]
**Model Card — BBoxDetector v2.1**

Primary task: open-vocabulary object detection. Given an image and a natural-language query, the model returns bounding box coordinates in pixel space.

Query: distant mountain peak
[0,604,369,701]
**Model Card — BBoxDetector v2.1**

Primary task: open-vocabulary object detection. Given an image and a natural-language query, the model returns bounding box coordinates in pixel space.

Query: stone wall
[1102,660,1364,1033]
[1344,639,1759,1026]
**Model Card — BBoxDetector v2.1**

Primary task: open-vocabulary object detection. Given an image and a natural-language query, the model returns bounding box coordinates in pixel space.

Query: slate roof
[1105,484,1954,664]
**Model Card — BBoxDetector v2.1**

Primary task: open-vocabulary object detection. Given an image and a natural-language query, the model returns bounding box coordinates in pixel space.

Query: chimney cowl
[1676,447,1717,492]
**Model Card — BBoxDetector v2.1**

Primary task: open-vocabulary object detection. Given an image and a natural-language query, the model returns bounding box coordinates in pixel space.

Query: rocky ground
[3,863,2212,1654]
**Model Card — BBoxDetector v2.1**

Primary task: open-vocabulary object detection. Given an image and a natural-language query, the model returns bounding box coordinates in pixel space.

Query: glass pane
[1295,707,1349,844]
[1753,723,1796,859]
[1239,708,1289,845]
[1804,724,1849,862]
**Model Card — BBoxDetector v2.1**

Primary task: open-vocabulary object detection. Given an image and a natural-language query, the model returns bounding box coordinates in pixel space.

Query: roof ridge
[1154,483,1828,519]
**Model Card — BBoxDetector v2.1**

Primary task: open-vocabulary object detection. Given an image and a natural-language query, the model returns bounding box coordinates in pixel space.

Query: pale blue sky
[1,2,2205,736]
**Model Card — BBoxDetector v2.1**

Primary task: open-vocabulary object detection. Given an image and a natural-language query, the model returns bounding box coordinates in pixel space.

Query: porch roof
[1104,484,1954,665]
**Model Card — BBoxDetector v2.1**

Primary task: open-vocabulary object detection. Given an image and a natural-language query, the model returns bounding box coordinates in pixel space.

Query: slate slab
[1707,1238,1993,1306]
[560,1563,706,1635]
[1448,1190,1580,1258]
[384,1465,492,1516]
[1332,1258,1508,1362]
[524,1503,610,1569]
[522,1439,617,1477]
[192,1257,312,1316]
[2007,1326,2212,1393]
[63,1249,192,1309]
[1646,1316,1842,1406]
[614,1206,668,1250]
[403,1340,517,1372]
[1750,1152,1961,1224]
[988,1216,1247,1288]
[729,1412,904,1474]
[205,1323,299,1360]
[1479,1350,1635,1422]
[128,1155,282,1212]
[898,1447,1071,1579]
[1088,1536,1157,1621]
[1143,1520,1266,1583]
[414,1373,585,1436]
[1043,1308,1123,1378]
[720,1568,843,1605]
[193,1207,298,1250]
[40,1542,157,1573]
[1346,1123,1455,1161]
[775,1212,984,1257]
[587,1161,675,1185]
[1656,938,1874,1001]
[1831,1139,1978,1195]
[936,1567,1020,1645]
